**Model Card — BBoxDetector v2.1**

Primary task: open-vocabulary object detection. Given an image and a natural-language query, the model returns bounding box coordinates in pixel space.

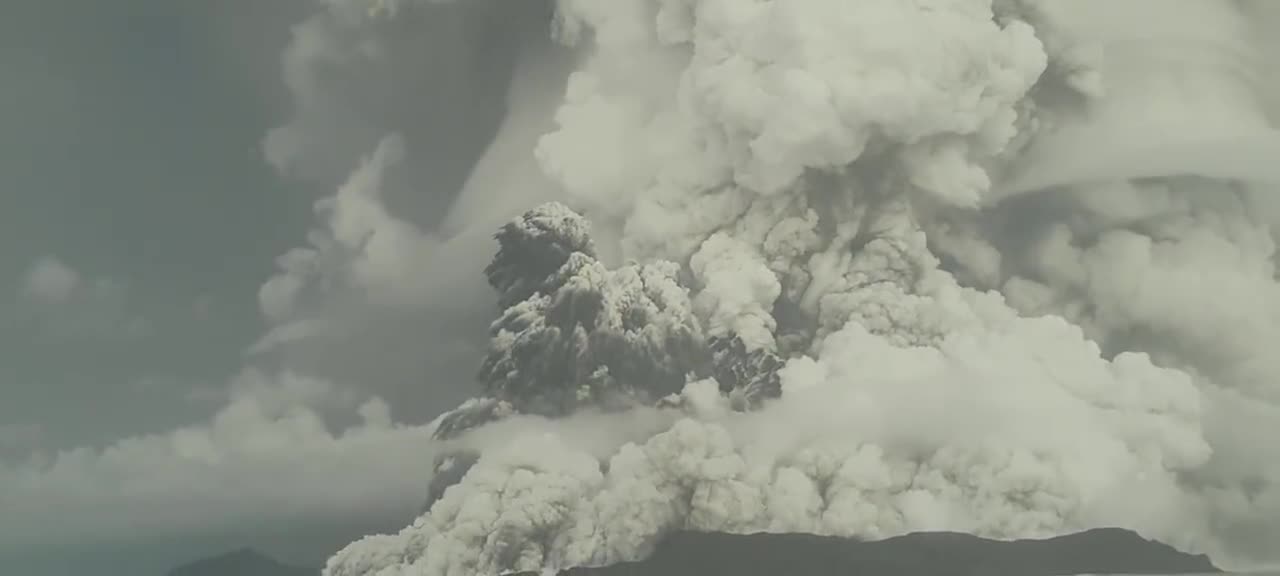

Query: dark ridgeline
[166,548,316,576]
[514,528,1219,576]
[166,528,1218,576]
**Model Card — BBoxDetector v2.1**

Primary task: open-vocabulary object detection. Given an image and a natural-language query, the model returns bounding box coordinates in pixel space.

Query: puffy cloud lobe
[539,0,1047,263]
[484,202,596,309]
[666,0,1045,203]
[20,256,80,304]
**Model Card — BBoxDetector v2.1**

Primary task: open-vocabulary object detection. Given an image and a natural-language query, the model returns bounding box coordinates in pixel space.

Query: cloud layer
[0,370,434,552]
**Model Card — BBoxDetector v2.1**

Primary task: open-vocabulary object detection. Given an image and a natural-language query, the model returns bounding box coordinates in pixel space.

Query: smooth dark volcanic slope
[166,548,316,576]
[521,528,1219,576]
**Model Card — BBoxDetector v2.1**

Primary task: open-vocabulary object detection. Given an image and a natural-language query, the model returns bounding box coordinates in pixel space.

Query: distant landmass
[166,547,316,576]
[516,528,1219,576]
[171,528,1217,576]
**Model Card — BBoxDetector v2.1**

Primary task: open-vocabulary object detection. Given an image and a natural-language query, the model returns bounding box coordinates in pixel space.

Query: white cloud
[0,370,435,552]
[20,256,80,304]
[16,256,150,341]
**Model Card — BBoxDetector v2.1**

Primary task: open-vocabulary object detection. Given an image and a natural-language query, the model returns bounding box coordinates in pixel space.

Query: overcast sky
[1,0,309,453]
[0,1,555,574]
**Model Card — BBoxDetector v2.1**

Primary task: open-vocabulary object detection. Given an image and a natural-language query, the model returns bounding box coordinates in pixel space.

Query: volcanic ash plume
[323,1,1280,575]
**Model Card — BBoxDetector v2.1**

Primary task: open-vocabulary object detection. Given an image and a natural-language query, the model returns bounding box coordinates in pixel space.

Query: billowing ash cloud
[315,1,1280,575]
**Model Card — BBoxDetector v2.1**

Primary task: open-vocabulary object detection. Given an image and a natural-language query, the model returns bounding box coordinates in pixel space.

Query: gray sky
[0,0,318,452]
[0,2,314,570]
[0,1,554,574]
